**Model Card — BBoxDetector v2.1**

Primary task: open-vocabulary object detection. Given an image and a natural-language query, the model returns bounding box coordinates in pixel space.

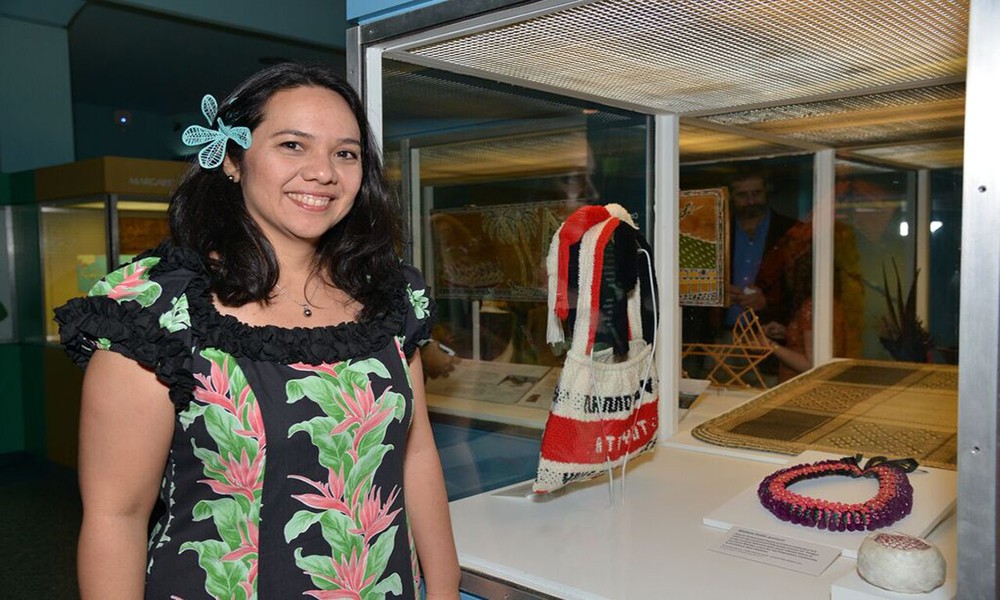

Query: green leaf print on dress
[159,294,191,332]
[405,284,429,320]
[179,348,265,600]
[147,464,176,574]
[285,358,408,600]
[88,256,162,307]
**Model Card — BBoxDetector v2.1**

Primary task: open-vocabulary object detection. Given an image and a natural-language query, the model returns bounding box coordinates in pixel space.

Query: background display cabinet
[36,156,186,466]
[36,156,184,342]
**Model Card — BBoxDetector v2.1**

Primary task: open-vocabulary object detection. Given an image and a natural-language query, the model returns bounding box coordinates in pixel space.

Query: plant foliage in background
[878,258,933,362]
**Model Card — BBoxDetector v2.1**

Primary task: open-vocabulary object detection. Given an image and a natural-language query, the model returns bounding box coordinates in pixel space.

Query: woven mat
[691,359,958,470]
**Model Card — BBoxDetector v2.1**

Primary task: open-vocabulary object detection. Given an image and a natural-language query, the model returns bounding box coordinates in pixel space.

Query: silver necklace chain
[274,283,315,317]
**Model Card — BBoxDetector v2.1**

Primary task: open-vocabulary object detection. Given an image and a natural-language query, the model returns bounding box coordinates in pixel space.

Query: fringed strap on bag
[546,203,637,346]
[546,205,612,345]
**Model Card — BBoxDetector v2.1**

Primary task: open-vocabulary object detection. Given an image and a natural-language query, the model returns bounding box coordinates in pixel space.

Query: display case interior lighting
[50,200,171,212]
[405,130,591,185]
[40,205,104,214]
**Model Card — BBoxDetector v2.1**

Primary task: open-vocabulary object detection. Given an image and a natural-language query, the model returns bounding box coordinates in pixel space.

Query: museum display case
[347,0,993,597]
[380,60,649,438]
[35,156,182,342]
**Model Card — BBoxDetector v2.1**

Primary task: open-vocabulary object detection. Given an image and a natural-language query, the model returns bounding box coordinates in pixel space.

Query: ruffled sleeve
[53,244,199,409]
[399,264,436,359]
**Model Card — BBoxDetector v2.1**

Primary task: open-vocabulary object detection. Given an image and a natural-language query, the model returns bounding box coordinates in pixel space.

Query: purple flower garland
[757,455,918,532]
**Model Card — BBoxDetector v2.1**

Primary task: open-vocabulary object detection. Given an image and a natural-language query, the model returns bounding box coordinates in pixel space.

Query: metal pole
[957,0,1000,595]
[654,113,679,440]
[812,150,835,366]
[916,169,931,326]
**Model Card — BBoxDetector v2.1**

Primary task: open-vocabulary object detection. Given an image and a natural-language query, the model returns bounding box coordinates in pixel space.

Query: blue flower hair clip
[181,94,252,169]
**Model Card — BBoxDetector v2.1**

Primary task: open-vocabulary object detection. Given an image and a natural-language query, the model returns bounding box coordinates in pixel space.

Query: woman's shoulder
[398,262,429,290]
[54,242,209,402]
[79,242,208,311]
[129,240,207,280]
[55,242,210,343]
[394,262,435,355]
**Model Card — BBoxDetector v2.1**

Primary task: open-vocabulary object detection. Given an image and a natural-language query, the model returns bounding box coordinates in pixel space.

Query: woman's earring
[227,174,235,182]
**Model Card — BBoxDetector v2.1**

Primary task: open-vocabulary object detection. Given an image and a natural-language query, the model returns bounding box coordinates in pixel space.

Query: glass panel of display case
[0,206,13,341]
[834,160,919,362]
[679,154,815,387]
[40,197,109,342]
[39,196,169,342]
[116,197,170,261]
[929,169,962,364]
[382,59,649,499]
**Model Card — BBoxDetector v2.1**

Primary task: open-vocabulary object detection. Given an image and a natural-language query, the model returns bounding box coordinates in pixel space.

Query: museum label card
[710,527,840,576]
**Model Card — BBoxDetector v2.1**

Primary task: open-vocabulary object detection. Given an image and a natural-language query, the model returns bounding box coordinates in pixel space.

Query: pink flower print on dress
[222,520,260,597]
[180,349,265,598]
[304,547,376,600]
[331,381,396,461]
[289,362,342,378]
[221,519,260,561]
[288,466,360,518]
[198,447,264,502]
[107,265,150,300]
[194,356,235,415]
[194,357,266,446]
[88,257,162,307]
[349,486,402,545]
[232,385,266,443]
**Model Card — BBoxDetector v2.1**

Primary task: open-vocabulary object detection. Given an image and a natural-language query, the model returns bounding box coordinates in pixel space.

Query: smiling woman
[54,63,460,600]
[226,86,363,256]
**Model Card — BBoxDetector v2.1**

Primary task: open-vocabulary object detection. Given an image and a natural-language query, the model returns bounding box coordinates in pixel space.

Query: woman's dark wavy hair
[169,62,404,321]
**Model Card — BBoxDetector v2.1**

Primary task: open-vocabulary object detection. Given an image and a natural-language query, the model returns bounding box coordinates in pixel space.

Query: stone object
[857,531,946,594]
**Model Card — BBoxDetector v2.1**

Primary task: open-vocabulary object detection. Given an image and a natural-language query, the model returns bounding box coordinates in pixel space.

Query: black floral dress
[56,243,434,599]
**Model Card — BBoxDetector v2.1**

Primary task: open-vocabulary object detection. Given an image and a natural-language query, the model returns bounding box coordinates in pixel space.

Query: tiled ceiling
[385,0,969,171]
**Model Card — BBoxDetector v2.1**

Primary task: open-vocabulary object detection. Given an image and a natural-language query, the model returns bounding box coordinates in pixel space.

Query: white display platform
[831,567,956,600]
[448,446,957,600]
[831,510,958,600]
[703,451,957,559]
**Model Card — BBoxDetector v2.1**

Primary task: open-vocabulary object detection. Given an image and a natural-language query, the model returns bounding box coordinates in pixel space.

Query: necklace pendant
[303,306,313,318]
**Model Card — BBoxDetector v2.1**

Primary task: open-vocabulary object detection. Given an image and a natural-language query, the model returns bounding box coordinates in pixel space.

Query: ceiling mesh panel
[679,123,801,163]
[847,139,964,170]
[384,62,603,121]
[696,84,965,146]
[404,0,968,115]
